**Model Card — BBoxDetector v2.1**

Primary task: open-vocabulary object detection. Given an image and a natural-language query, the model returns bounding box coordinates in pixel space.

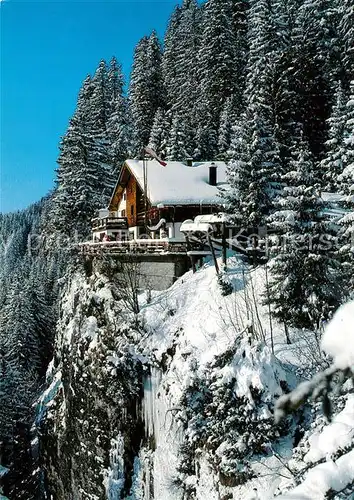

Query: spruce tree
[52,69,116,236]
[338,81,354,293]
[339,81,354,198]
[162,0,201,158]
[226,105,281,229]
[338,0,354,84]
[267,136,342,329]
[196,0,240,159]
[320,81,348,192]
[106,57,132,175]
[166,114,188,161]
[290,0,339,158]
[148,107,170,159]
[129,32,164,154]
[218,97,238,160]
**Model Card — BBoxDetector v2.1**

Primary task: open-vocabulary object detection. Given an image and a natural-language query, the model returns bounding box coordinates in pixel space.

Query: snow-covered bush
[275,300,354,423]
[174,340,288,493]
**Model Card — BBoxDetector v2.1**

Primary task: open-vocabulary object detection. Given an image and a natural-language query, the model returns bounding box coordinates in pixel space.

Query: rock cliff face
[40,273,144,499]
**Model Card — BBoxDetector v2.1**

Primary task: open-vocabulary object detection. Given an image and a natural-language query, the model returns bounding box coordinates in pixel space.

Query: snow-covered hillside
[40,257,354,499]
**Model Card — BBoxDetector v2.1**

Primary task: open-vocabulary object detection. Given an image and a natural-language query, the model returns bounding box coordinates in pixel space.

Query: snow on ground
[278,449,354,500]
[135,257,354,499]
[134,257,299,499]
[276,301,354,500]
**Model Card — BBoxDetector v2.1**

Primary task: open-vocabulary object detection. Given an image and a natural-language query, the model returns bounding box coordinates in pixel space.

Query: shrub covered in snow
[173,339,288,494]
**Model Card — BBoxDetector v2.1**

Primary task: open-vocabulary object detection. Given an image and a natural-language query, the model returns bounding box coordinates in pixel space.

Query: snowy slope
[132,258,354,499]
[129,259,293,499]
[42,257,353,499]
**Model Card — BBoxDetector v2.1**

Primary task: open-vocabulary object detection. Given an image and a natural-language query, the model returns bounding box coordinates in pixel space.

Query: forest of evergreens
[0,0,353,497]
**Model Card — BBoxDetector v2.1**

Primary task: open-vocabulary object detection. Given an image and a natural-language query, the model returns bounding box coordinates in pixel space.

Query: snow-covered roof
[321,192,347,203]
[124,159,227,206]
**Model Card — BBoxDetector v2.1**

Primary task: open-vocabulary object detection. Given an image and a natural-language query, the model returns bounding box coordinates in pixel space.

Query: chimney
[186,158,193,167]
[209,162,217,186]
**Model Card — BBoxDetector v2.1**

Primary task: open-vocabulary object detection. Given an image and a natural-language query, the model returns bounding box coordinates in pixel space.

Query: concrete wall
[90,253,190,291]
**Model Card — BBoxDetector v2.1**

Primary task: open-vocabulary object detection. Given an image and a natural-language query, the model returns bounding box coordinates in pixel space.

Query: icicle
[103,433,125,499]
[142,367,162,440]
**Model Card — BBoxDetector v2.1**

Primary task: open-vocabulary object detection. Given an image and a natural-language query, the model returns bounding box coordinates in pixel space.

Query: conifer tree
[218,96,238,160]
[290,0,339,158]
[321,81,348,192]
[162,0,201,158]
[339,81,354,198]
[149,107,170,159]
[52,69,116,236]
[90,60,109,134]
[338,0,354,84]
[106,57,132,175]
[129,32,164,154]
[338,82,354,293]
[196,0,240,159]
[162,5,182,111]
[226,102,281,229]
[166,114,188,161]
[267,136,342,329]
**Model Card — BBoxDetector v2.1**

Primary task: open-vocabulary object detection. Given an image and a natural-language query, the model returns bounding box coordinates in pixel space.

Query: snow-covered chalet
[92,159,227,241]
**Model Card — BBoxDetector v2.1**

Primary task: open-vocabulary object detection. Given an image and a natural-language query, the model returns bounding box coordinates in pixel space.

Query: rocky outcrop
[40,273,145,499]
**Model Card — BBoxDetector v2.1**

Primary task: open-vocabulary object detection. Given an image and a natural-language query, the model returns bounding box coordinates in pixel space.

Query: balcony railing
[92,217,128,231]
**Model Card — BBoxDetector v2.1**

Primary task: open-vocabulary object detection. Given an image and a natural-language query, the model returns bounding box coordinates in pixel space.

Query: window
[131,205,134,215]
[121,209,126,217]
[123,193,126,201]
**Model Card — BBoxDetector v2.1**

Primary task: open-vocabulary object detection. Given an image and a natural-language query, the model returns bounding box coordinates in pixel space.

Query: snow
[278,449,354,499]
[134,258,300,498]
[51,258,354,500]
[124,159,228,206]
[305,395,354,463]
[321,300,354,369]
[320,192,347,203]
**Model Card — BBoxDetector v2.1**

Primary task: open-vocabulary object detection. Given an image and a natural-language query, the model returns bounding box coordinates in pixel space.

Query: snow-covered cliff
[39,258,354,499]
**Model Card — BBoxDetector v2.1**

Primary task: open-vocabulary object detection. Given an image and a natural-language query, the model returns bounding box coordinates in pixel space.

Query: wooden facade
[109,162,223,233]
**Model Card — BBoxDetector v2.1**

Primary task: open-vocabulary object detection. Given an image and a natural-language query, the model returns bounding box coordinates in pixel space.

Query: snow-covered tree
[320,81,348,192]
[267,136,342,329]
[338,0,354,84]
[106,58,132,175]
[196,0,241,159]
[148,107,170,159]
[227,107,281,228]
[339,81,354,198]
[52,64,118,236]
[290,0,340,158]
[338,82,354,293]
[162,0,201,158]
[129,32,164,154]
[218,96,238,160]
[166,114,188,161]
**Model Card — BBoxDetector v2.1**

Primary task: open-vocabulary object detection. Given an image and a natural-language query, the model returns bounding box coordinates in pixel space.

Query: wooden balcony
[92,216,128,232]
[79,239,188,256]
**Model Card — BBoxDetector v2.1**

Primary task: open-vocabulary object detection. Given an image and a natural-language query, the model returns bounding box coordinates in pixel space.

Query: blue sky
[0,0,176,213]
